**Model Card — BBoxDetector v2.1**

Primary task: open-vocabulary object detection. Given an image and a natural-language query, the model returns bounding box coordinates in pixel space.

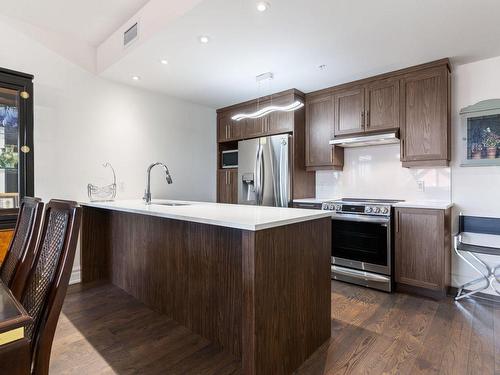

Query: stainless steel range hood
[329,131,399,148]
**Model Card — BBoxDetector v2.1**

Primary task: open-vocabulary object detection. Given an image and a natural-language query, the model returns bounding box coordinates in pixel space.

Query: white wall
[316,144,451,202]
[0,21,216,282]
[451,55,500,295]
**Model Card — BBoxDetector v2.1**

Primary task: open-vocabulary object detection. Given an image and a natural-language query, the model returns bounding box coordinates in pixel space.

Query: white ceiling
[0,0,150,46]
[99,0,500,108]
[2,0,500,108]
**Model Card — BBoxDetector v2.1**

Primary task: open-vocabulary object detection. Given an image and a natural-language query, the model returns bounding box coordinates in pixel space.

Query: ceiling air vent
[124,23,138,47]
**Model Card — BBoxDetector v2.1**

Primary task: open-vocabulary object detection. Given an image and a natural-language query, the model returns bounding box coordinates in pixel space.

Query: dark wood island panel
[81,207,331,375]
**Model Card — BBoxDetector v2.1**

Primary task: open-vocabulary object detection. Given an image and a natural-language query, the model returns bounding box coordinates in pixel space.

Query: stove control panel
[322,202,392,216]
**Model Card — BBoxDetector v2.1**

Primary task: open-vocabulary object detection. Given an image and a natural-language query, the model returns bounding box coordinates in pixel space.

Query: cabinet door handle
[396,211,400,233]
[401,139,405,160]
[330,149,334,164]
[226,171,229,185]
[366,110,370,127]
[360,111,364,128]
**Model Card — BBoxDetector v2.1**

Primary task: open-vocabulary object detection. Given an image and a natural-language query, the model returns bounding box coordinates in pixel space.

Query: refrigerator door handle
[254,144,260,202]
[254,143,264,205]
[279,138,288,207]
[258,144,264,205]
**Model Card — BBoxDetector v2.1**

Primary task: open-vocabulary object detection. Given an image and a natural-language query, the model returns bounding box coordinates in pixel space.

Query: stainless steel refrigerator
[238,134,291,207]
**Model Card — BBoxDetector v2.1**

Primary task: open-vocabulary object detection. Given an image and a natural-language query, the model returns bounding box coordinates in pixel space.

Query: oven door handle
[330,213,390,225]
[332,265,391,283]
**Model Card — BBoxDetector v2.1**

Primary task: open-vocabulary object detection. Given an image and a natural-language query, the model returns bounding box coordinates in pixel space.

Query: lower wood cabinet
[395,207,451,298]
[217,169,238,204]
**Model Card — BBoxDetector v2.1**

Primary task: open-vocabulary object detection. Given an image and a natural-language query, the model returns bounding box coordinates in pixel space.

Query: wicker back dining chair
[0,197,44,298]
[20,199,81,375]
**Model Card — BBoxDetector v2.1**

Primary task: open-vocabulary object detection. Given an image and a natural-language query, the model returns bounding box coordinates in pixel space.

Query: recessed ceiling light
[131,75,141,81]
[160,59,168,65]
[198,35,210,44]
[257,1,270,12]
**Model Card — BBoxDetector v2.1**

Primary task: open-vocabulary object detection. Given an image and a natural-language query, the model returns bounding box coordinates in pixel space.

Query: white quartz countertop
[80,199,332,231]
[393,200,454,210]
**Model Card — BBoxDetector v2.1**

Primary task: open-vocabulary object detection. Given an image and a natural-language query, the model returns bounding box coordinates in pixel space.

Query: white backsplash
[315,144,451,201]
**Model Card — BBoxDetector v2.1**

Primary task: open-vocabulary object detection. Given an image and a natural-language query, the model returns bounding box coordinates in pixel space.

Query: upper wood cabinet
[306,59,450,168]
[305,94,343,170]
[334,87,365,136]
[243,117,266,139]
[332,80,400,136]
[266,108,294,134]
[400,66,450,167]
[365,78,400,132]
[395,207,450,298]
[244,96,295,138]
[218,90,301,141]
[217,113,242,142]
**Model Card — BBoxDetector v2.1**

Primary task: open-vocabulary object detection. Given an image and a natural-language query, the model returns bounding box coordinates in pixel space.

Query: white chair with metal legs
[454,214,500,301]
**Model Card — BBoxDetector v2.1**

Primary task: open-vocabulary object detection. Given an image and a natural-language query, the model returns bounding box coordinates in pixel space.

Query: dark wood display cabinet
[394,207,451,299]
[305,59,450,170]
[0,68,34,263]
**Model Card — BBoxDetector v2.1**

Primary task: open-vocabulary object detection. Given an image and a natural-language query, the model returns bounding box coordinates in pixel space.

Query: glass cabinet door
[0,68,34,229]
[0,87,21,208]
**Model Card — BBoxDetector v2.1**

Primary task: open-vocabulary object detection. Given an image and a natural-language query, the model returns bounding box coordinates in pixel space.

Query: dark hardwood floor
[50,281,499,375]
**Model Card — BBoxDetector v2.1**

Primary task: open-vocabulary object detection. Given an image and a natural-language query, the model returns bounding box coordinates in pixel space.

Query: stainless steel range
[322,198,403,292]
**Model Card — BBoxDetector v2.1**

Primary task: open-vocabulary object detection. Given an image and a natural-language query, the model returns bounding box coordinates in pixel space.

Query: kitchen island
[80,200,332,375]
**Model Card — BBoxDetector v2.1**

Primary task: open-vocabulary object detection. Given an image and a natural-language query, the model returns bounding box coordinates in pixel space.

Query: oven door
[331,213,391,275]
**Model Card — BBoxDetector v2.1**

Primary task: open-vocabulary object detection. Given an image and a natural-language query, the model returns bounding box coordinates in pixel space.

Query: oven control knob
[335,204,342,211]
[382,207,389,214]
[366,207,373,213]
[374,207,381,214]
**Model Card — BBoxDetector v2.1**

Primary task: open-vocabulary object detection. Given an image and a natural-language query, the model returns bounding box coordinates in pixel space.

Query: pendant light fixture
[232,100,304,121]
[231,72,304,121]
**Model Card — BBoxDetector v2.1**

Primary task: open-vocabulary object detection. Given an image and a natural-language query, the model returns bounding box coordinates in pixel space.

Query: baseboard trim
[69,267,81,285]
[395,283,447,300]
[448,287,500,303]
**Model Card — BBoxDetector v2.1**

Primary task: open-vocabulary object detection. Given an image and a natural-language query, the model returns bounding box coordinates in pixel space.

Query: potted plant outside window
[483,128,499,159]
[471,143,483,159]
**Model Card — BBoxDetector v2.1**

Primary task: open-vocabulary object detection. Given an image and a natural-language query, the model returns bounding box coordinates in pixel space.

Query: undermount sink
[152,202,191,207]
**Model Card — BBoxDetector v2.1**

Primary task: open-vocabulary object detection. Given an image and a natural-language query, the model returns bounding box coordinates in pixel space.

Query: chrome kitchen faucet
[143,162,173,204]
